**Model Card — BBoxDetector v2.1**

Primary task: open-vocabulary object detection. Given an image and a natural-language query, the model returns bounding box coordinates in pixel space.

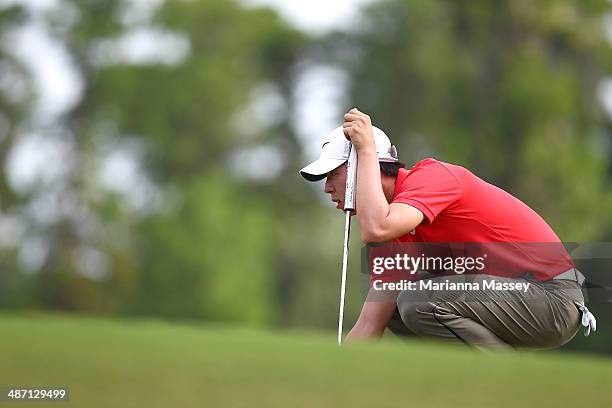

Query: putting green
[0,314,610,407]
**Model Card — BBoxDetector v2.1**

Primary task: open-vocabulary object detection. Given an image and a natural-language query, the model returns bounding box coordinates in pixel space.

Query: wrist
[357,145,377,157]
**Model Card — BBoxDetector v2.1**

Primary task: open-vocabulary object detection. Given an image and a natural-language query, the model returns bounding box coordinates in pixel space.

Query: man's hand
[345,289,398,343]
[343,108,376,153]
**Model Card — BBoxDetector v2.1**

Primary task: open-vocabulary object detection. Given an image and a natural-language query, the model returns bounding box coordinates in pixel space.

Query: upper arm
[393,161,462,224]
[362,203,424,243]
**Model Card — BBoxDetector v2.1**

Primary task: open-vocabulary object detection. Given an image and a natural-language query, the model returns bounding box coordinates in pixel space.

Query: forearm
[356,148,391,242]
[345,320,385,342]
[345,292,397,343]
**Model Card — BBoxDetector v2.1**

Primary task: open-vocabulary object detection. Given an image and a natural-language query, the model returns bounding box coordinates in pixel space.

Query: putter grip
[344,143,358,211]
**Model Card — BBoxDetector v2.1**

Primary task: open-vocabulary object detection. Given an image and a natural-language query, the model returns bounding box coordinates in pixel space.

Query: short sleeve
[393,160,462,224]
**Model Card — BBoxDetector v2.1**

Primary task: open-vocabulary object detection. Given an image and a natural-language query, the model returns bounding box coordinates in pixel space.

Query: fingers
[344,108,368,119]
[344,108,370,124]
[342,123,363,140]
[343,125,355,140]
[343,107,371,140]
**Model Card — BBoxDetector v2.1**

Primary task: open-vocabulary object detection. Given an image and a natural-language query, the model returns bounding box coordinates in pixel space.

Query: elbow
[361,227,386,244]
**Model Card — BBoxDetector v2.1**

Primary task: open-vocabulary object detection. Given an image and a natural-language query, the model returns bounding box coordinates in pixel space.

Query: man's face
[324,163,348,210]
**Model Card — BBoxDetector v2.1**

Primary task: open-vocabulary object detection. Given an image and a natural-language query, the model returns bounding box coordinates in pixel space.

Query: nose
[324,177,334,194]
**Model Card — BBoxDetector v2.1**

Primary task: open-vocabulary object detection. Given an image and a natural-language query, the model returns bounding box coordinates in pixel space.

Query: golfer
[300,108,596,350]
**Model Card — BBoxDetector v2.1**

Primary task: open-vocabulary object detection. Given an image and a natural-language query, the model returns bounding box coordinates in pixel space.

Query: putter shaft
[338,210,351,345]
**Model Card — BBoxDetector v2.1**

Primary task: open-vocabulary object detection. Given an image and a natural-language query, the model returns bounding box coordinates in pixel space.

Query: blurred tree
[0,4,33,209]
[0,4,36,308]
[0,0,316,324]
[49,0,310,323]
[325,0,612,240]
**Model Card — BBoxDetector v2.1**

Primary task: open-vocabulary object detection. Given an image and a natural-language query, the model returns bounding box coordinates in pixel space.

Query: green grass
[0,314,611,408]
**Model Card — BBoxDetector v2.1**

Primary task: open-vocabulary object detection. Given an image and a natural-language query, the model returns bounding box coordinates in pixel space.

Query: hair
[379,161,406,177]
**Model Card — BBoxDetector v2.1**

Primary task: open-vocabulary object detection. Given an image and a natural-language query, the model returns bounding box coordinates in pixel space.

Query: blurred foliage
[0,3,32,209]
[0,0,611,354]
[324,0,612,241]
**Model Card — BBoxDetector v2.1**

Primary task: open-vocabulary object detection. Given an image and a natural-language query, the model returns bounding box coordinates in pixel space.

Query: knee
[397,291,434,335]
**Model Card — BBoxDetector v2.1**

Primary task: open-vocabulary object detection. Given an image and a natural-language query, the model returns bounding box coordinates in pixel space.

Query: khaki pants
[388,274,584,350]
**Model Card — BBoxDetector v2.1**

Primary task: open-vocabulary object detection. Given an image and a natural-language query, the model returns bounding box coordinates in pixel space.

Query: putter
[338,142,358,345]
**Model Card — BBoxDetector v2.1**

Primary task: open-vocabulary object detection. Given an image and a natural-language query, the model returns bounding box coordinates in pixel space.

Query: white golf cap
[299,126,398,181]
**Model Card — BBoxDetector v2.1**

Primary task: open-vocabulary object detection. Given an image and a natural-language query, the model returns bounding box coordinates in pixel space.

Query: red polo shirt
[379,158,573,281]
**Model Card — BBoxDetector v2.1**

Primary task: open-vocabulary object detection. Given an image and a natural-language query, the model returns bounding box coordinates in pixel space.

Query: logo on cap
[389,145,398,159]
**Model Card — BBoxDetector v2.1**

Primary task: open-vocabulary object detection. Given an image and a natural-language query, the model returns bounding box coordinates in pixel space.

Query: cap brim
[299,158,346,182]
